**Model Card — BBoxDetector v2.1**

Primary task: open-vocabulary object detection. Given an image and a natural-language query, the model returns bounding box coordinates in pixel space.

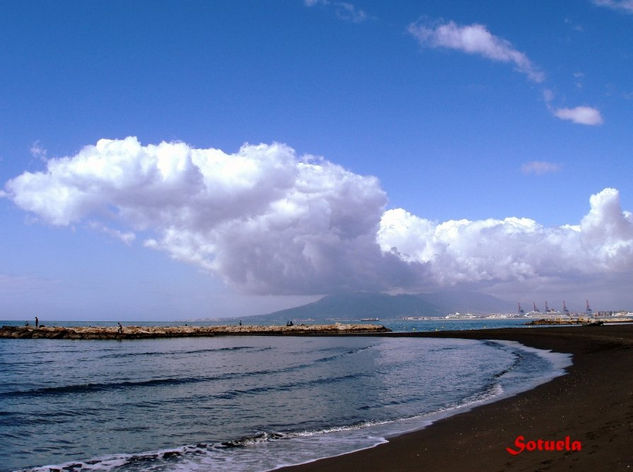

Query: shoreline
[277,324,633,472]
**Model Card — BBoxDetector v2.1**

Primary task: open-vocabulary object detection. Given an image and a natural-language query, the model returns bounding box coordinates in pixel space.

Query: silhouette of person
[117,322,123,334]
[35,316,39,328]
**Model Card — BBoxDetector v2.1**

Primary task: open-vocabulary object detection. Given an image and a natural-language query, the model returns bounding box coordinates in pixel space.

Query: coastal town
[403,300,633,325]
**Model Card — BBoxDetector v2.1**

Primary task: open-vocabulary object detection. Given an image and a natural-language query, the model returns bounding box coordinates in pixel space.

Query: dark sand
[278,324,633,472]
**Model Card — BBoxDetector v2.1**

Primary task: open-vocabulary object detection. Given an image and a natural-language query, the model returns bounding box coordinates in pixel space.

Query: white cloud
[30,141,47,162]
[593,0,633,13]
[553,106,604,125]
[4,138,633,301]
[304,0,367,23]
[378,188,633,287]
[408,20,544,82]
[88,221,136,245]
[3,137,418,294]
[521,161,561,176]
[544,91,604,126]
[543,89,555,103]
[573,72,585,89]
[564,18,584,32]
[334,2,367,23]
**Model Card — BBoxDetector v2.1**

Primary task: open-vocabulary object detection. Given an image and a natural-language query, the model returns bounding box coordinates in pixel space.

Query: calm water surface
[0,331,570,472]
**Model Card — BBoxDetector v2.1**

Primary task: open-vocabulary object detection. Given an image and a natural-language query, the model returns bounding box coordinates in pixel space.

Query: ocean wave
[0,377,212,398]
[16,423,387,472]
[1,368,370,403]
[98,345,269,360]
[214,372,370,400]
[3,345,372,400]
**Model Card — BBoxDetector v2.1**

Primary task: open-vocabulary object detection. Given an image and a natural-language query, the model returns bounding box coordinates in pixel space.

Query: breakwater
[0,323,390,340]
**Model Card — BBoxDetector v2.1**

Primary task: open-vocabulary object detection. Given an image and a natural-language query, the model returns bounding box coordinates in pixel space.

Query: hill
[246,291,512,322]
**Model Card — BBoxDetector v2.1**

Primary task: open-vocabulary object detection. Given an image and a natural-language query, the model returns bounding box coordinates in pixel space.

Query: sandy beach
[278,324,633,472]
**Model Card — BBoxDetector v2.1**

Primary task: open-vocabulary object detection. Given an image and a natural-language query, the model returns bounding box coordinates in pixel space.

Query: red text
[506,435,582,455]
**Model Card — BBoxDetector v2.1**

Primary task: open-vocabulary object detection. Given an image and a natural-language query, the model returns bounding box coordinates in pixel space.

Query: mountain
[246,291,513,322]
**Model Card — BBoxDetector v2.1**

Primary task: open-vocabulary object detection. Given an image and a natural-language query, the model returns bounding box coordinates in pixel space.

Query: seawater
[0,330,570,472]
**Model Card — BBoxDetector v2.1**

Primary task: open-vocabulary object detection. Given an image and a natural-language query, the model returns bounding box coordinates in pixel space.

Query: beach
[278,324,633,472]
[3,322,631,471]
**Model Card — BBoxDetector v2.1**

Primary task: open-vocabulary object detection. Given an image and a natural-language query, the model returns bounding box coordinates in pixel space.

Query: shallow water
[0,335,570,472]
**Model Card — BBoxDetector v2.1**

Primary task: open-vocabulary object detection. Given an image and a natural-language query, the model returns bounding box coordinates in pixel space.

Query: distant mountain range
[244,291,513,322]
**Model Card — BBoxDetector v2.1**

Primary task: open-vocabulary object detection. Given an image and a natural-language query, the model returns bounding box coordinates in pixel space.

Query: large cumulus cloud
[4,137,422,294]
[4,137,633,298]
[378,187,633,286]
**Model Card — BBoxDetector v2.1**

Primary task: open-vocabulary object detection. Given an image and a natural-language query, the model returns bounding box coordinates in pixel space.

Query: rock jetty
[0,323,390,340]
[526,318,587,326]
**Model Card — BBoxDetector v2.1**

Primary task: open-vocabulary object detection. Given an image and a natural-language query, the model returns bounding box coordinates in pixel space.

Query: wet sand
[279,324,633,472]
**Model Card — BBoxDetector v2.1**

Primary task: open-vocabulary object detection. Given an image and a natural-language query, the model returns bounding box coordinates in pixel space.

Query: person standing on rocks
[117,322,123,334]
[35,316,39,328]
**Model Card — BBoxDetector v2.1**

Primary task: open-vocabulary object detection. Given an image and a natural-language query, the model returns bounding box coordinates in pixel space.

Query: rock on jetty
[524,317,633,326]
[0,323,391,340]
[526,318,587,326]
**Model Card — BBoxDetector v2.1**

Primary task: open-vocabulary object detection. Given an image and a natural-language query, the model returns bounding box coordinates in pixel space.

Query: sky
[1,0,632,320]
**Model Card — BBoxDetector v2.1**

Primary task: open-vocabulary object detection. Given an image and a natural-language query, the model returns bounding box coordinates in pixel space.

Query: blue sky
[1,0,632,320]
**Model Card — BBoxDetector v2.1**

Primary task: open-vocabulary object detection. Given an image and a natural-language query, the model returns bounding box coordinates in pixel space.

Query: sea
[0,318,571,472]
